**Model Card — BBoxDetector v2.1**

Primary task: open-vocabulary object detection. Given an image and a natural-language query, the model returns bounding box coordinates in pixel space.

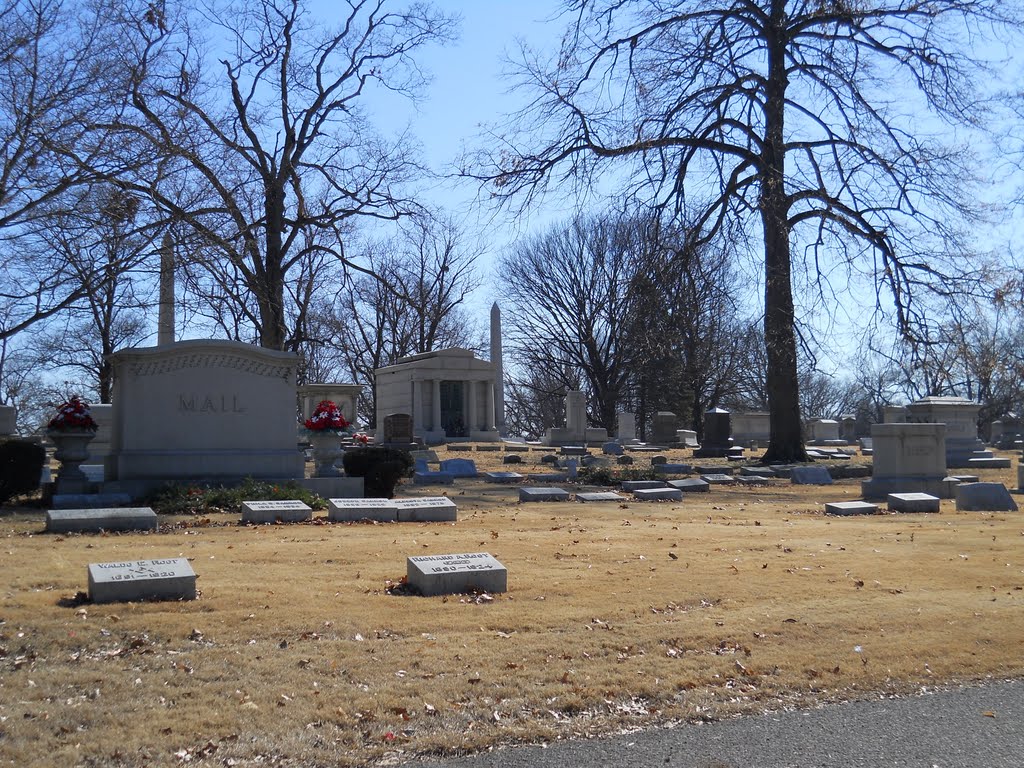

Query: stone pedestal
[906,396,989,468]
[861,423,950,499]
[49,429,96,494]
[694,408,732,458]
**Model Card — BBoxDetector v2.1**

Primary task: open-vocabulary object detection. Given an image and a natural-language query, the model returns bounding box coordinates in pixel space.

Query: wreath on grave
[46,395,98,432]
[303,400,352,433]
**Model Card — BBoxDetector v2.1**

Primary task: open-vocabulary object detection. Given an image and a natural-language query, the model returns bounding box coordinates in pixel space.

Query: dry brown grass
[2,447,1023,767]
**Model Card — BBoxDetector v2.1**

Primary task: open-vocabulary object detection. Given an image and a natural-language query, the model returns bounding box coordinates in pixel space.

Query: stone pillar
[0,405,15,436]
[490,303,506,435]
[410,380,419,435]
[485,380,496,431]
[431,379,442,432]
[467,379,478,431]
[157,232,175,346]
[617,412,636,441]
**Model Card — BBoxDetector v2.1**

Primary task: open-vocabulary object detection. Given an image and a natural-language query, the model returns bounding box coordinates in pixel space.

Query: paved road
[414,679,1024,767]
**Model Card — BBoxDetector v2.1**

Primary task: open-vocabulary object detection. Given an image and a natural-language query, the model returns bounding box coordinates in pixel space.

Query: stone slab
[519,487,570,502]
[739,466,776,477]
[483,471,525,484]
[954,483,1018,512]
[327,498,398,522]
[413,471,455,486]
[241,499,312,524]
[406,552,506,596]
[447,444,473,452]
[527,472,569,483]
[502,454,523,464]
[439,458,478,478]
[88,557,196,604]
[790,466,833,485]
[476,445,500,452]
[46,507,158,534]
[409,449,439,464]
[824,501,878,517]
[560,446,589,456]
[668,478,710,493]
[694,465,734,475]
[602,442,624,455]
[862,477,951,500]
[620,480,668,492]
[394,497,458,522]
[633,487,683,501]
[653,463,692,474]
[887,493,941,513]
[735,475,775,485]
[576,491,627,503]
[700,474,736,485]
[966,457,1012,469]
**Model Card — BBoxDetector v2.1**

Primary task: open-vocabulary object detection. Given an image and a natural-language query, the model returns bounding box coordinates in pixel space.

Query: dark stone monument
[381,412,417,449]
[651,412,678,445]
[694,408,732,458]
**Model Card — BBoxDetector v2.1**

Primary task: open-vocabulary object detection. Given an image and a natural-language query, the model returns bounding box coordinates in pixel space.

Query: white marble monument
[905,396,990,467]
[861,423,949,499]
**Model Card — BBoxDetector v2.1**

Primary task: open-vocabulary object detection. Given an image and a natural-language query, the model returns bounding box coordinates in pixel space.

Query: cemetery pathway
[415,678,1024,767]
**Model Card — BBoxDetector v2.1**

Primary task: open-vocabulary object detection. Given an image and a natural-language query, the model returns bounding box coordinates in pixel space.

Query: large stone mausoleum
[374,348,499,444]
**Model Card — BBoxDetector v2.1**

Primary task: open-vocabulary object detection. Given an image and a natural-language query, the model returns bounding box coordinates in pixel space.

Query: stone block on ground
[51,493,132,510]
[632,487,683,501]
[887,493,941,513]
[954,482,1018,512]
[540,454,559,465]
[394,497,458,522]
[560,445,588,456]
[447,444,473,452]
[410,449,439,464]
[650,455,668,466]
[700,474,736,485]
[617,455,634,466]
[602,442,624,455]
[824,501,878,516]
[414,471,455,486]
[241,500,312,524]
[46,507,158,534]
[502,454,522,464]
[739,466,776,477]
[439,458,478,478]
[695,465,734,475]
[735,475,775,485]
[576,491,627,503]
[527,472,569,483]
[88,558,196,604]
[621,480,668,492]
[476,445,500,452]
[653,463,692,474]
[790,466,833,485]
[327,498,398,522]
[669,478,710,492]
[966,457,1012,469]
[519,487,570,502]
[484,471,524,484]
[406,552,506,596]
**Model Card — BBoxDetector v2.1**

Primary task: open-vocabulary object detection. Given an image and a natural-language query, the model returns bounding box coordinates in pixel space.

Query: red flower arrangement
[353,432,370,446]
[303,400,351,432]
[47,395,98,432]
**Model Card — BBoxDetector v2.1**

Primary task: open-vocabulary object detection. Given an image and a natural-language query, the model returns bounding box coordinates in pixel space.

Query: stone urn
[308,431,343,477]
[47,428,96,493]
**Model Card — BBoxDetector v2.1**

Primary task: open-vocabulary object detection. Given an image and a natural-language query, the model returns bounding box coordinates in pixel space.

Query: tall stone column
[157,232,175,346]
[410,380,419,434]
[467,379,478,431]
[490,303,505,434]
[431,379,442,432]
[485,380,496,431]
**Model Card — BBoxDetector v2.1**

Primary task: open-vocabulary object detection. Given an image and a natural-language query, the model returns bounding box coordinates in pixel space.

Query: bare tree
[468,0,1015,462]
[111,0,457,350]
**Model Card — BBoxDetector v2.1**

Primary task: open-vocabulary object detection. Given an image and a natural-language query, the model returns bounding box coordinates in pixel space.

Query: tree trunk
[259,182,288,351]
[759,2,807,464]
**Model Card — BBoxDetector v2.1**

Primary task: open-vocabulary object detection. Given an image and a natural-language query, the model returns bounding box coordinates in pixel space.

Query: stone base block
[88,558,196,604]
[47,507,157,533]
[633,487,683,501]
[241,500,312,524]
[327,498,397,522]
[887,493,941,513]
[861,476,951,500]
[414,471,454,485]
[790,466,833,485]
[407,552,506,596]
[519,487,570,502]
[966,457,1012,469]
[621,480,668,492]
[824,501,878,516]
[484,472,524,484]
[576,491,627,502]
[669,479,710,492]
[700,474,736,485]
[395,497,458,522]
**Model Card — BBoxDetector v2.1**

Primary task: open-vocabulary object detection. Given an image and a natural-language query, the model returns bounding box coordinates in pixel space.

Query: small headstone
[669,478,710,493]
[954,483,1018,512]
[887,493,941,513]
[581,455,611,468]
[602,442,624,456]
[617,455,634,465]
[503,454,522,465]
[484,471,524,484]
[621,480,668,492]
[519,487,570,502]
[540,454,559,465]
[439,458,478,478]
[650,455,668,466]
[790,466,833,485]
[394,497,458,522]
[88,558,196,604]
[563,458,578,479]
[448,444,473,452]
[406,552,507,596]
[327,498,398,522]
[561,445,588,456]
[824,501,878,516]
[633,487,683,501]
[410,449,439,464]
[576,491,627,503]
[46,507,158,534]
[700,474,736,485]
[382,413,413,443]
[241,500,312,524]
[413,471,454,486]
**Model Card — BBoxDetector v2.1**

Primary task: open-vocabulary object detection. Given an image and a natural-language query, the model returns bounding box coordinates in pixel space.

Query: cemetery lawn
[2,451,1023,767]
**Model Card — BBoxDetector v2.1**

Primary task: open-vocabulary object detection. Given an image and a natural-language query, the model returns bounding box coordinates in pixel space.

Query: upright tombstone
[883,405,907,423]
[861,422,949,499]
[651,412,678,445]
[617,411,637,442]
[906,396,990,468]
[382,413,414,447]
[807,418,842,445]
[731,412,770,447]
[406,552,506,596]
[694,408,732,458]
[840,415,858,443]
[565,391,587,442]
[105,340,304,491]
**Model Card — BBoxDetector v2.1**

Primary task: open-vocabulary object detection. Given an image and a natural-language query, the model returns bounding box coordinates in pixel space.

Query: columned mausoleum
[374,348,499,444]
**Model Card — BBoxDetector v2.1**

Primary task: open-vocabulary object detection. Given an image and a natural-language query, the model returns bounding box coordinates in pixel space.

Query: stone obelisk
[490,302,506,435]
[157,232,175,346]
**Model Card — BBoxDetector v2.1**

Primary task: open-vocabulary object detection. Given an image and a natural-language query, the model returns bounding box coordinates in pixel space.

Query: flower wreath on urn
[47,395,99,432]
[302,400,353,434]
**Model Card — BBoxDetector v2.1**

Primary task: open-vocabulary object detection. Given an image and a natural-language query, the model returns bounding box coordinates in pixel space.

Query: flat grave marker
[621,480,668,492]
[88,558,196,604]
[824,501,878,516]
[519,487,570,502]
[669,478,710,493]
[327,498,397,522]
[46,507,157,534]
[241,500,312,524]
[413,471,454,486]
[887,493,941,514]
[483,471,524,484]
[700,474,736,485]
[406,552,507,596]
[394,497,458,522]
[633,487,683,501]
[790,466,833,485]
[576,491,627,503]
